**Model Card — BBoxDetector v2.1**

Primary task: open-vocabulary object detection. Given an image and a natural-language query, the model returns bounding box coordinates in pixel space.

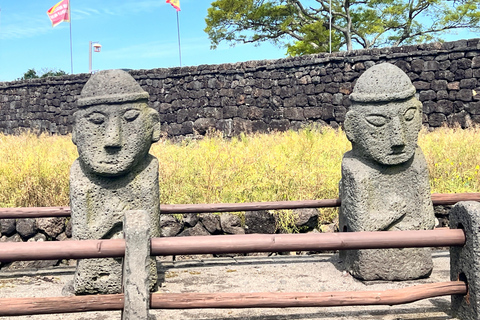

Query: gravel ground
[0,251,457,320]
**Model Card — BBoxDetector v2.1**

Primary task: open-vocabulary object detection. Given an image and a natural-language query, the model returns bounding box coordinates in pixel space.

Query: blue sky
[0,1,478,83]
[0,0,287,82]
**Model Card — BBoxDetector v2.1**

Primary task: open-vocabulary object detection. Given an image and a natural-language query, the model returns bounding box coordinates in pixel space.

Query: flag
[166,0,180,11]
[47,0,70,27]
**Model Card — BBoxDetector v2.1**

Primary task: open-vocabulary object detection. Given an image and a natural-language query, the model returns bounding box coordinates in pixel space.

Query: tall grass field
[0,127,479,224]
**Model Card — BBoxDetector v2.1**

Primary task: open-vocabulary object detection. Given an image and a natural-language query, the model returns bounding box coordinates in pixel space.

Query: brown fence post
[450,201,480,320]
[122,210,152,320]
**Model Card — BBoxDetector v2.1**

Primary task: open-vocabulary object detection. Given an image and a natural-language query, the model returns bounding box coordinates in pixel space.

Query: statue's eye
[404,108,417,121]
[86,112,105,124]
[124,109,140,122]
[365,115,388,127]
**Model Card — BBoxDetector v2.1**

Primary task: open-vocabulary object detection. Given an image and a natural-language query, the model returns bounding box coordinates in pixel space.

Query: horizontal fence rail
[150,229,466,256]
[151,281,468,309]
[0,229,466,262]
[0,281,467,316]
[0,294,124,316]
[0,193,479,219]
[0,238,125,262]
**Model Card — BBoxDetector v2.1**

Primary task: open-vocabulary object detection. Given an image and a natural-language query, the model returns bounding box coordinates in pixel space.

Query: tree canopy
[204,0,480,55]
[18,68,67,80]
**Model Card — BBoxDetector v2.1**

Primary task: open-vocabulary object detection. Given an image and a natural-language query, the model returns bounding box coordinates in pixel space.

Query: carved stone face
[344,97,422,165]
[73,102,160,176]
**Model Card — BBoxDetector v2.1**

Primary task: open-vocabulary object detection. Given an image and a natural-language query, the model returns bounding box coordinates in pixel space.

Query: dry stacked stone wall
[0,209,323,270]
[1,38,480,137]
[0,206,451,271]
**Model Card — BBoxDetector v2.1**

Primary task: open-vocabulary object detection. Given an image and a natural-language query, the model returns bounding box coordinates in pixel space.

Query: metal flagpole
[329,0,332,53]
[176,10,182,67]
[69,0,74,74]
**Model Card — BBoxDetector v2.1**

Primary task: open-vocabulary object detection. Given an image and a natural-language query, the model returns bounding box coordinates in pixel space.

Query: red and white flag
[47,0,70,27]
[166,0,180,11]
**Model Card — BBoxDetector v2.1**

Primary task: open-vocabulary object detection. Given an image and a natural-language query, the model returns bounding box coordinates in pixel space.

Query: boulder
[220,214,245,234]
[244,210,276,234]
[199,213,222,234]
[182,213,199,227]
[294,208,319,231]
[0,219,16,237]
[178,223,210,237]
[36,217,66,238]
[160,215,183,237]
[16,218,37,239]
[1,233,22,243]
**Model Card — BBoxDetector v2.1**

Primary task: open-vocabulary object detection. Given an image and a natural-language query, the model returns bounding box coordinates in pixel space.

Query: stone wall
[0,206,452,270]
[1,38,480,138]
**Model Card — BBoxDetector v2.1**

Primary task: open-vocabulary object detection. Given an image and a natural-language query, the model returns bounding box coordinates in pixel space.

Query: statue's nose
[389,116,406,149]
[104,117,122,149]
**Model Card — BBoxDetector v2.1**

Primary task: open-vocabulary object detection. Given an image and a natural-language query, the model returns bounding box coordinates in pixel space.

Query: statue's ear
[344,111,356,143]
[150,110,161,142]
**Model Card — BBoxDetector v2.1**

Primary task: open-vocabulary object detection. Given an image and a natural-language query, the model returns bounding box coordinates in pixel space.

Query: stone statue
[339,63,435,281]
[70,69,161,294]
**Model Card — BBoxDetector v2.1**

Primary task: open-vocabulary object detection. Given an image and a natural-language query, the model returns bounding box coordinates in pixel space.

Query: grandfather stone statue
[339,63,435,281]
[70,69,161,294]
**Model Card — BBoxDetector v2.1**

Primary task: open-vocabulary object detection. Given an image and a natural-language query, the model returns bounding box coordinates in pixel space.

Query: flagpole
[69,0,73,74]
[329,0,332,53]
[176,10,182,67]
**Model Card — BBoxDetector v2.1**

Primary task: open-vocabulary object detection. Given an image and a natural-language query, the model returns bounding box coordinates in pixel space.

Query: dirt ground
[0,251,457,320]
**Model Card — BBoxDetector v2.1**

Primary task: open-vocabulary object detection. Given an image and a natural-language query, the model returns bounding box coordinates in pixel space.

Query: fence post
[122,210,153,320]
[450,201,480,320]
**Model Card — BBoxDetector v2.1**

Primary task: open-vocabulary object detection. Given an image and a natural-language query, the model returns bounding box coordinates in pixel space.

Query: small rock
[182,213,199,227]
[36,217,66,238]
[56,232,69,241]
[199,213,222,234]
[27,233,47,242]
[0,219,16,237]
[294,208,319,231]
[245,210,276,234]
[434,205,452,216]
[62,280,75,296]
[178,223,210,237]
[220,214,245,234]
[3,233,22,243]
[160,215,183,237]
[16,218,37,239]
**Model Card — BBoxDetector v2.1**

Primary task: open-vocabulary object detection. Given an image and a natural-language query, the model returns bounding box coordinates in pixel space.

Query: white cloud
[72,8,101,19]
[0,15,55,40]
[73,1,165,18]
[0,1,166,40]
[105,37,209,61]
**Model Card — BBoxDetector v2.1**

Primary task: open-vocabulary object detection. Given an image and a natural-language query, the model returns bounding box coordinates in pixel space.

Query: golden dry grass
[0,127,478,222]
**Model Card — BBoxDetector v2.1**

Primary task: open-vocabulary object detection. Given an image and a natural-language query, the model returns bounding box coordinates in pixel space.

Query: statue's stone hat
[349,63,416,103]
[77,69,149,107]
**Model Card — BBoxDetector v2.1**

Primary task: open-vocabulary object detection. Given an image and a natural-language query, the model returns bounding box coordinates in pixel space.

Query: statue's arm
[340,156,405,232]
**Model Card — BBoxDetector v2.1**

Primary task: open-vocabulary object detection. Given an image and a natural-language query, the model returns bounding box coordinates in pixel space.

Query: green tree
[18,68,67,80]
[205,0,480,55]
[20,68,40,80]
